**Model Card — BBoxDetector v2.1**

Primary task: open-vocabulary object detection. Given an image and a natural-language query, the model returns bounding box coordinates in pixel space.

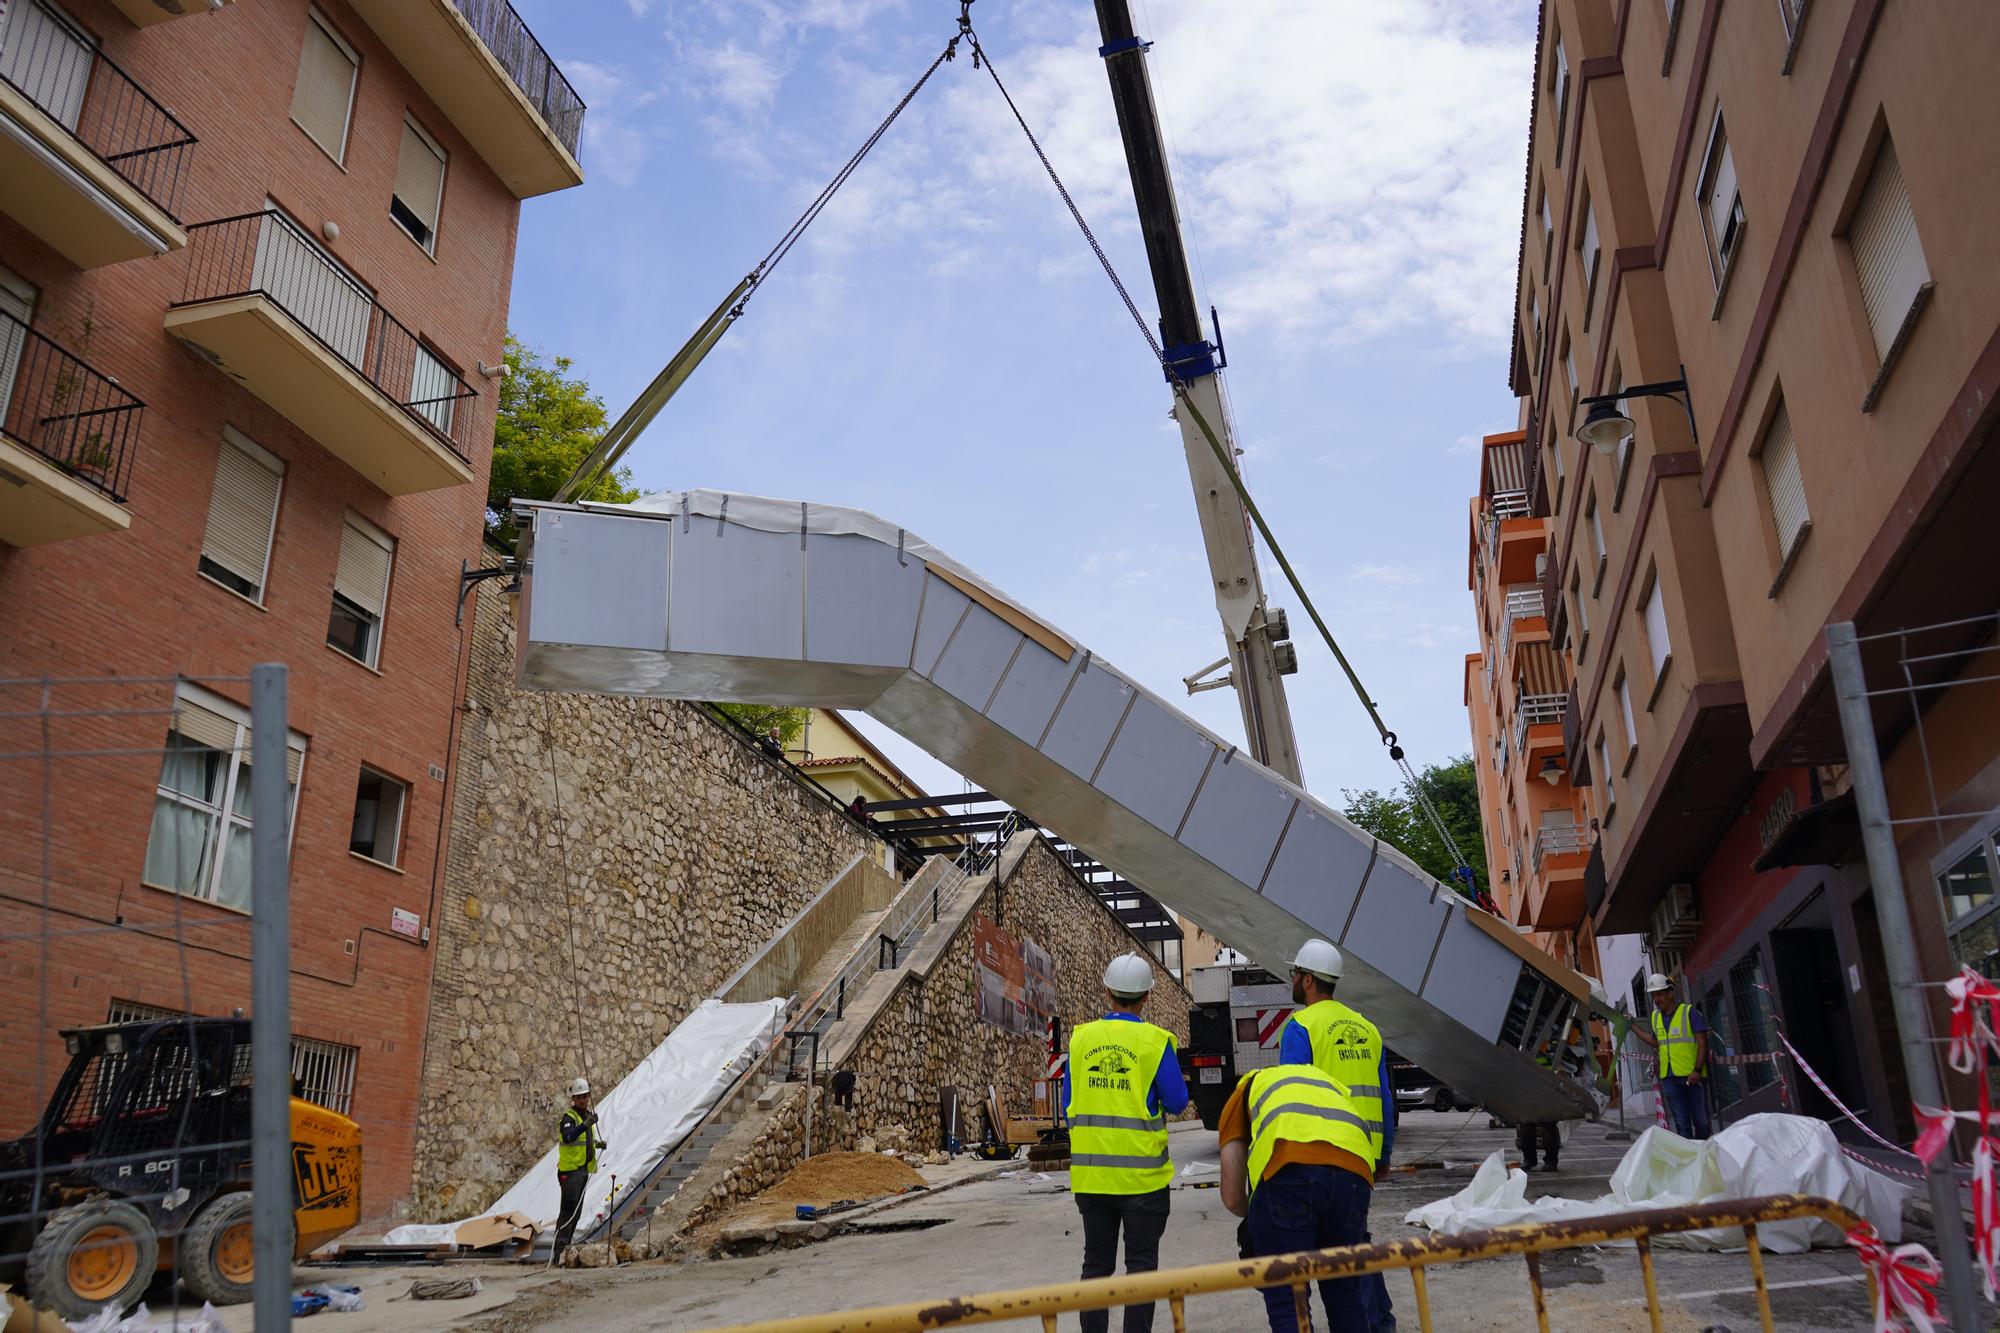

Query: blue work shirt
[1279,1020,1398,1161]
[1062,1012,1191,1117]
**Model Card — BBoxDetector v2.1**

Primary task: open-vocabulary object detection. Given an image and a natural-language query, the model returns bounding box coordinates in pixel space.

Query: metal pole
[1825,622,1979,1328]
[249,664,292,1332]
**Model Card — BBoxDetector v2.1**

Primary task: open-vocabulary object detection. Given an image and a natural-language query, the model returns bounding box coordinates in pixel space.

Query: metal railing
[0,0,196,217]
[1497,586,1542,660]
[691,1195,1874,1333]
[449,0,586,156]
[0,307,143,501]
[1489,488,1531,520]
[1533,820,1588,874]
[172,210,475,460]
[1513,691,1567,754]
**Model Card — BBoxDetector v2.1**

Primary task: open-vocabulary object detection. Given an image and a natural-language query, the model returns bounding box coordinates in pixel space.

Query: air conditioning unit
[1650,882,1701,949]
[1535,552,1548,579]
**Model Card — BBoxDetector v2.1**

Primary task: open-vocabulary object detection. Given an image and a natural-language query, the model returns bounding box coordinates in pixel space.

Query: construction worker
[1630,973,1711,1139]
[553,1077,606,1255]
[1514,1036,1562,1172]
[1279,940,1395,1332]
[1064,952,1190,1333]
[1220,1061,1379,1333]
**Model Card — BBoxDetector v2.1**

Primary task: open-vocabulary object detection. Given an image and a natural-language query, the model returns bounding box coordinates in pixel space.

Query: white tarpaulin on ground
[385,998,786,1247]
[1406,1113,1911,1252]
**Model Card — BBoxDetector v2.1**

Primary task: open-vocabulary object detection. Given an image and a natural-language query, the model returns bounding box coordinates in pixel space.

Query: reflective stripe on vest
[1290,999,1387,1157]
[1244,1064,1377,1193]
[1653,1004,1699,1077]
[1066,1018,1174,1194]
[558,1108,597,1173]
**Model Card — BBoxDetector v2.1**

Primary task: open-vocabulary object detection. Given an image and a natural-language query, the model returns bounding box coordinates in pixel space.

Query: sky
[506,0,1538,805]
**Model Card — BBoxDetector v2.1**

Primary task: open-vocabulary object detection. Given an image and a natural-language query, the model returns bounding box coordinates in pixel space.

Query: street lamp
[1574,364,1699,455]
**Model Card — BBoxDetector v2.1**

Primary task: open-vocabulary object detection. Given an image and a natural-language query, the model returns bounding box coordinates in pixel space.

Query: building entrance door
[1772,890,1867,1128]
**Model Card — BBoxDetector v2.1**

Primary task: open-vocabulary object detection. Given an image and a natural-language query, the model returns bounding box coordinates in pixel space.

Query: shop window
[1726,951,1777,1094]
[1941,830,2000,980]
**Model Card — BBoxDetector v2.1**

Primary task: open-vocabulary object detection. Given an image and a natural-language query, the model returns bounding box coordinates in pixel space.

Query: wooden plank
[932,567,1074,663]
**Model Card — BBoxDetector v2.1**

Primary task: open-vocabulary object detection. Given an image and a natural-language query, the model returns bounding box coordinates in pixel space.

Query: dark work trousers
[1075,1187,1171,1333]
[1247,1163,1373,1333]
[553,1168,589,1254]
[1516,1121,1561,1167]
[1661,1076,1713,1139]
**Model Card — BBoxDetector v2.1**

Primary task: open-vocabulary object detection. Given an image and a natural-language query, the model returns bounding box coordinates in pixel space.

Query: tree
[1341,755,1490,899]
[486,335,639,543]
[715,703,809,749]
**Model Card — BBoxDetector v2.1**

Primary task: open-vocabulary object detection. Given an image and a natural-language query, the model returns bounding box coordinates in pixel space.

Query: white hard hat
[568,1077,591,1097]
[1293,939,1343,981]
[1647,973,1673,993]
[1103,953,1156,995]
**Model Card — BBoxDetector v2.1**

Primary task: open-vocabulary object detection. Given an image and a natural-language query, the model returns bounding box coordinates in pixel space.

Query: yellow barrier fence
[693,1193,1870,1333]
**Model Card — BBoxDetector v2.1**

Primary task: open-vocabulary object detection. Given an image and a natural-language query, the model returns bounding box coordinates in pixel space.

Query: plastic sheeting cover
[384,998,786,1247]
[1405,1113,1911,1252]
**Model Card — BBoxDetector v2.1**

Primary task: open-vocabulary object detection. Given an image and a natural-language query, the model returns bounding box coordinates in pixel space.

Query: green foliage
[715,704,809,749]
[1341,754,1489,897]
[486,335,639,543]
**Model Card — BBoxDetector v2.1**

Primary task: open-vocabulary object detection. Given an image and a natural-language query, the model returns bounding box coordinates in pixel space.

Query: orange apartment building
[1469,0,1999,1143]
[0,0,583,1220]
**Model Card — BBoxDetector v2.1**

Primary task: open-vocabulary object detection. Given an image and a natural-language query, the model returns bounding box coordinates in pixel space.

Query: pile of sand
[757,1151,925,1206]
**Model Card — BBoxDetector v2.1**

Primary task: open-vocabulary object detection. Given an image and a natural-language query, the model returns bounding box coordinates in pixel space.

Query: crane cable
[962,21,1487,904]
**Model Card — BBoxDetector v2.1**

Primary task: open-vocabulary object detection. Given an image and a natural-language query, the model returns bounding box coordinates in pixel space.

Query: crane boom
[1091,0,1304,786]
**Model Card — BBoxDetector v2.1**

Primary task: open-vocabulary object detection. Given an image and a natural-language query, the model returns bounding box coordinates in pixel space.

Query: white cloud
[1349,562,1426,588]
[697,40,786,110]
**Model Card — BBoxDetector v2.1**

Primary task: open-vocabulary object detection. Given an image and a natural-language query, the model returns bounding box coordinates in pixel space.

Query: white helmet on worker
[1102,953,1156,997]
[1293,939,1343,982]
[567,1077,590,1097]
[1646,973,1673,993]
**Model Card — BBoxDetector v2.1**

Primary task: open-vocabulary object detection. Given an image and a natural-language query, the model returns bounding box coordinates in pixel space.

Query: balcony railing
[0,0,195,216]
[0,307,143,501]
[1490,489,1531,520]
[1534,821,1588,874]
[450,0,585,156]
[1513,691,1568,753]
[173,210,476,459]
[1498,585,1543,660]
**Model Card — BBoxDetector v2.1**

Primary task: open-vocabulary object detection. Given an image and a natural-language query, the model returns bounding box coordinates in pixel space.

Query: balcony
[1497,585,1544,661]
[343,0,584,198]
[1513,690,1567,757]
[1524,821,1589,929]
[0,307,140,545]
[104,0,232,28]
[0,0,193,266]
[165,210,476,496]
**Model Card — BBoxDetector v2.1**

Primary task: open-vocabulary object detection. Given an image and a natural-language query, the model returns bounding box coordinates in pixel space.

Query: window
[1617,671,1637,762]
[143,685,304,910]
[102,1002,359,1115]
[1695,111,1745,293]
[1570,567,1590,661]
[1758,401,1809,563]
[1640,574,1672,682]
[1846,137,1930,368]
[0,0,93,131]
[1587,491,1607,588]
[0,266,39,423]
[1942,831,2000,980]
[1550,35,1571,163]
[391,118,447,253]
[1596,729,1614,816]
[1539,186,1554,268]
[1578,194,1602,328]
[1528,289,1543,360]
[1563,339,1578,422]
[349,766,406,866]
[290,10,358,164]
[198,428,284,603]
[1607,362,1633,510]
[1726,951,1777,1094]
[408,344,457,436]
[328,513,394,668]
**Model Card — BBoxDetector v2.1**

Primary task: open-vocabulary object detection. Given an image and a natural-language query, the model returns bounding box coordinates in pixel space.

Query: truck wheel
[26,1198,158,1321]
[180,1191,262,1306]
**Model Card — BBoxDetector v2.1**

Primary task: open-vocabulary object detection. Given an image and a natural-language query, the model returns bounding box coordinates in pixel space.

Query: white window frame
[390,116,448,255]
[1844,136,1933,404]
[1640,572,1673,689]
[1695,108,1746,300]
[1550,35,1571,164]
[1540,186,1554,269]
[1596,728,1615,820]
[1758,400,1811,576]
[142,683,306,911]
[1587,491,1607,591]
[329,512,394,670]
[1579,194,1602,329]
[1570,567,1590,663]
[291,9,359,166]
[1617,670,1638,766]
[197,427,285,606]
[349,764,407,868]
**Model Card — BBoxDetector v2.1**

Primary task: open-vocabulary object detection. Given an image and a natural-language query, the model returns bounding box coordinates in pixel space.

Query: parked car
[1389,1051,1477,1113]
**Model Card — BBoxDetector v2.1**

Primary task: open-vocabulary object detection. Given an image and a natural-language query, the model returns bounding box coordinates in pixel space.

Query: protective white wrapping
[384,998,786,1247]
[1405,1113,1911,1252]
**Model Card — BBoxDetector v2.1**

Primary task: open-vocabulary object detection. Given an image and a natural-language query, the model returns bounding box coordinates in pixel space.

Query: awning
[1751,790,1859,872]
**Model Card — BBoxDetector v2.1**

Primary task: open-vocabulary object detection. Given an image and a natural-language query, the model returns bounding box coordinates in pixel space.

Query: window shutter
[169,697,239,755]
[1850,140,1928,360]
[201,430,283,595]
[335,515,394,619]
[1706,139,1739,255]
[1582,202,1601,304]
[1643,583,1671,676]
[291,12,357,162]
[394,120,446,234]
[1761,404,1808,555]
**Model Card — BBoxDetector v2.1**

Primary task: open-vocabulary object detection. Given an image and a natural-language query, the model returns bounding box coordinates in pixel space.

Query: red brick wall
[0,0,534,1224]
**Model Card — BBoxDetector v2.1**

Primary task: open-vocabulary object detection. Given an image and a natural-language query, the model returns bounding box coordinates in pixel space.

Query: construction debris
[758,1151,925,1206]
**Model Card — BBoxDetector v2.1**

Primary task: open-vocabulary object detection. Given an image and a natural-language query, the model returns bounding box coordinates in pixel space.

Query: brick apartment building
[1466,0,1999,1144]
[0,0,583,1220]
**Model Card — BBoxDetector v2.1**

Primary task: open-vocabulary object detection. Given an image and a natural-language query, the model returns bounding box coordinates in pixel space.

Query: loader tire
[180,1191,264,1306]
[26,1198,158,1321]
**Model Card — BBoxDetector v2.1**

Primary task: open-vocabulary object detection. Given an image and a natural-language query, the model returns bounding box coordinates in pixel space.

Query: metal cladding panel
[1041,661,1135,782]
[1180,753,1297,889]
[527,508,668,651]
[928,602,1021,713]
[1422,912,1518,1041]
[1343,856,1447,992]
[670,520,802,660]
[986,641,1080,746]
[911,575,971,675]
[805,533,924,669]
[1093,690,1215,836]
[1261,806,1371,938]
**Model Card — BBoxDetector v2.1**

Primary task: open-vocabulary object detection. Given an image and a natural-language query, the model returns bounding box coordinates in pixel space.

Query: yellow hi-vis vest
[558,1108,599,1174]
[1289,999,1387,1160]
[1066,1018,1174,1194]
[1244,1064,1377,1194]
[1653,1004,1700,1078]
